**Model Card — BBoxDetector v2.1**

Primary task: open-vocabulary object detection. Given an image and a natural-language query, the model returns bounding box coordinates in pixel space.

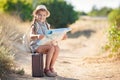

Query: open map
[36,28,72,45]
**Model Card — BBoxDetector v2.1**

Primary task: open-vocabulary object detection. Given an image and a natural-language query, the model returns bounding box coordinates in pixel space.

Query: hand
[62,34,67,40]
[38,35,44,40]
[51,40,58,45]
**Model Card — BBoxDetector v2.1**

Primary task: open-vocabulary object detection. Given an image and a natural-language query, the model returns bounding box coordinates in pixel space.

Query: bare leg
[36,45,57,77]
[50,45,60,69]
[36,45,55,70]
[45,46,55,69]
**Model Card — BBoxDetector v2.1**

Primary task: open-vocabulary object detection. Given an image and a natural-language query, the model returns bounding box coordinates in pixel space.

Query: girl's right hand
[38,35,44,40]
[51,40,58,46]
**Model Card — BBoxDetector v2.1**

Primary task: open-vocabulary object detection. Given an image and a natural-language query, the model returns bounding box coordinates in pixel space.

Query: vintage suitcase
[32,53,44,77]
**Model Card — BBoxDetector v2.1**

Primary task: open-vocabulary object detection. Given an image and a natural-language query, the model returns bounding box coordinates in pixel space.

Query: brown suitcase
[32,53,44,77]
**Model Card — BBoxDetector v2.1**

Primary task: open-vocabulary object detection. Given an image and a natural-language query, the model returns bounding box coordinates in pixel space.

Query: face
[36,10,47,22]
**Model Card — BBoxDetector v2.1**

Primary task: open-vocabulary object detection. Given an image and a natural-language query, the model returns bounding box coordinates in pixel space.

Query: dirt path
[9,17,120,80]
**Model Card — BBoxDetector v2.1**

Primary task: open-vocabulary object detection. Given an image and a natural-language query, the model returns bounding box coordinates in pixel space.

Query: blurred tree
[88,5,98,16]
[98,7,112,16]
[78,11,87,16]
[32,0,38,8]
[88,6,112,17]
[108,8,120,26]
[38,0,79,28]
[0,0,7,12]
[3,0,79,28]
[4,0,33,21]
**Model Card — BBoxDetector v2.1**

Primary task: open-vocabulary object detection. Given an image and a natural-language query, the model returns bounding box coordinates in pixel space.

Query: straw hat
[33,5,50,17]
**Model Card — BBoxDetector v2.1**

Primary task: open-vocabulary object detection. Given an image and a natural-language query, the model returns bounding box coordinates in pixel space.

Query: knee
[49,45,55,51]
[55,46,60,52]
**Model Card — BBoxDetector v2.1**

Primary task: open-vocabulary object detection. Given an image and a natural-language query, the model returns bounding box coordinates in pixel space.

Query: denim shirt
[35,22,48,34]
[30,21,50,51]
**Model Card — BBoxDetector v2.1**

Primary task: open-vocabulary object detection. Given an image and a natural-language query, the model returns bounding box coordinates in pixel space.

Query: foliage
[36,0,79,28]
[78,11,87,16]
[104,8,120,56]
[16,68,25,75]
[3,0,78,28]
[108,8,120,26]
[0,46,15,78]
[107,26,120,52]
[3,0,33,21]
[0,18,14,77]
[0,14,22,78]
[88,6,112,16]
[0,0,7,12]
[88,5,98,16]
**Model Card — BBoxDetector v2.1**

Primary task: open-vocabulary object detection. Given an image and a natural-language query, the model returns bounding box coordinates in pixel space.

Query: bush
[0,19,15,77]
[88,6,112,16]
[104,8,120,56]
[0,14,22,78]
[15,68,25,75]
[3,0,79,28]
[108,8,120,25]
[0,46,15,78]
[36,0,79,28]
[107,26,120,52]
[3,0,33,21]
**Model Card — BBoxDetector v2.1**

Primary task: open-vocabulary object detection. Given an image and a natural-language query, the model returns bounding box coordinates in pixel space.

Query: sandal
[44,69,57,77]
[50,68,57,76]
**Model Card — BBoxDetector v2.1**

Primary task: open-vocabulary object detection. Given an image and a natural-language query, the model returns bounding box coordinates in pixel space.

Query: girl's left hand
[62,34,67,40]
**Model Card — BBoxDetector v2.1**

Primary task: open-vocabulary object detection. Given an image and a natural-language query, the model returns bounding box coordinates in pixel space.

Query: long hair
[31,17,36,27]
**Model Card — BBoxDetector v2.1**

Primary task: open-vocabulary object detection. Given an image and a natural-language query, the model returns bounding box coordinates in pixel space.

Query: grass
[0,13,26,78]
[15,68,25,75]
[0,46,15,78]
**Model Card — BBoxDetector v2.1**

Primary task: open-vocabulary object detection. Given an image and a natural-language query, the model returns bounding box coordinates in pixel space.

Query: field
[1,15,120,80]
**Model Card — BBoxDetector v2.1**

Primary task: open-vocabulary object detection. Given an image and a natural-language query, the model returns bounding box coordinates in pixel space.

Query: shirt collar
[36,21,45,25]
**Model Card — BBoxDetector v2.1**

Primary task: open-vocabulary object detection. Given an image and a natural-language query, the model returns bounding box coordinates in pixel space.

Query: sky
[65,0,120,12]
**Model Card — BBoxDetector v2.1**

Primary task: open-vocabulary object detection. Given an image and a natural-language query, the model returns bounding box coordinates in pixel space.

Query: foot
[44,69,57,77]
[50,68,57,76]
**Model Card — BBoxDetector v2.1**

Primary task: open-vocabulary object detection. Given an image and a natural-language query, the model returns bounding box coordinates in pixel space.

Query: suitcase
[32,53,44,77]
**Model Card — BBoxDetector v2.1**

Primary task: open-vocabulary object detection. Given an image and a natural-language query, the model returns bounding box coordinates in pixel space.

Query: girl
[30,5,67,77]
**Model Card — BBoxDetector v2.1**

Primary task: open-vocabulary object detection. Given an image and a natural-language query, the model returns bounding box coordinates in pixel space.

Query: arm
[30,25,44,40]
[62,34,67,40]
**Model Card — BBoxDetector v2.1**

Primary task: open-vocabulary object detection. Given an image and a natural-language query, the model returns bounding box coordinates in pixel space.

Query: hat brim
[33,9,50,18]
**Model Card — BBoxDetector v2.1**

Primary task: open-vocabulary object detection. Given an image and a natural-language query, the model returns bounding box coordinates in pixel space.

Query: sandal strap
[50,68,54,71]
[50,68,56,73]
[44,69,50,73]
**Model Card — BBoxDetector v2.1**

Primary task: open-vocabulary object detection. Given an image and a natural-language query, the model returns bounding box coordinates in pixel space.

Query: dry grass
[0,13,29,78]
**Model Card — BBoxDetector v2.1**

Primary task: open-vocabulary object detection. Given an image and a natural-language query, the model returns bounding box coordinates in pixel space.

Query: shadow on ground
[41,75,79,80]
[7,74,79,80]
[68,29,96,38]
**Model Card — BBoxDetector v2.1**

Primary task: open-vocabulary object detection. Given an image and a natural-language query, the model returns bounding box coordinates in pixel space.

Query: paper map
[37,28,71,45]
